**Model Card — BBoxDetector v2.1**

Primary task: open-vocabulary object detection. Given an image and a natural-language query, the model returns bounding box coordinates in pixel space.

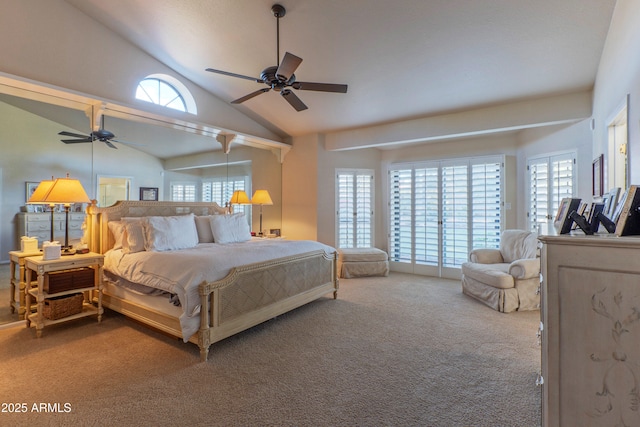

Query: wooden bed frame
[84,200,338,361]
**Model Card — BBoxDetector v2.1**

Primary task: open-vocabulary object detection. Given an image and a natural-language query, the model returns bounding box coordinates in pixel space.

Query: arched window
[135,74,197,114]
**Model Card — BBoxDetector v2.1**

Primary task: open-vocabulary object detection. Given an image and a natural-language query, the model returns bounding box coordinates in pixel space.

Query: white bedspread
[104,239,336,341]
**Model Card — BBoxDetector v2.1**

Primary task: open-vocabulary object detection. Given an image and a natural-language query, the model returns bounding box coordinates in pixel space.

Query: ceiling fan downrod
[272,4,286,68]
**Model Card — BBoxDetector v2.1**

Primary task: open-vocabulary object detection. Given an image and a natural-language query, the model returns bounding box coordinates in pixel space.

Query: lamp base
[61,246,76,256]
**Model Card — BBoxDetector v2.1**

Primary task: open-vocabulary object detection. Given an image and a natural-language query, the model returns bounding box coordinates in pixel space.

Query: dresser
[539,234,640,426]
[17,212,85,244]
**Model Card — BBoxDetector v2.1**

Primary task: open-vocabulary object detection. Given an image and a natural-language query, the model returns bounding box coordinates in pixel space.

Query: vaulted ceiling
[63,0,616,143]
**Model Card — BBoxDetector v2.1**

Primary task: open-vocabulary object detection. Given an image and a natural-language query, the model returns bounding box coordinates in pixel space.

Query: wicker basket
[43,293,84,320]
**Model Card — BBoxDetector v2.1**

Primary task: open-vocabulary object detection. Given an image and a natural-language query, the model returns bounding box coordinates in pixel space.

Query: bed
[84,200,338,361]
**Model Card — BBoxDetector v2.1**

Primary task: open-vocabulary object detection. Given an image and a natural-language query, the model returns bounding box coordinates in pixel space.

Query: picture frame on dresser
[592,154,604,197]
[554,198,581,234]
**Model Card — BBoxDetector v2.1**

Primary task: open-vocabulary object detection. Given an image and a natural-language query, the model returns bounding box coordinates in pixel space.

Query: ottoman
[337,248,389,278]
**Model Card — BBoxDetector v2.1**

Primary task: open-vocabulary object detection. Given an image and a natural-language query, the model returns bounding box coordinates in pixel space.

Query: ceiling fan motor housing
[261,66,296,91]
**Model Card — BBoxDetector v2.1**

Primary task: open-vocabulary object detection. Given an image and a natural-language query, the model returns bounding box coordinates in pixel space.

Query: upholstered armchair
[461,229,540,313]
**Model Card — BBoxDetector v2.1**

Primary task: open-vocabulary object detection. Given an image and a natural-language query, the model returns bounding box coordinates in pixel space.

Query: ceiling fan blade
[276,52,302,81]
[61,138,93,144]
[103,140,118,149]
[59,131,90,139]
[281,89,308,111]
[292,82,348,93]
[206,68,263,83]
[231,88,271,104]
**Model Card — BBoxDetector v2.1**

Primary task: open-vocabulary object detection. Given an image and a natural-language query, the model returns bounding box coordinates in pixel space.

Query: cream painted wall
[592,0,640,187]
[0,101,164,262]
[281,134,319,241]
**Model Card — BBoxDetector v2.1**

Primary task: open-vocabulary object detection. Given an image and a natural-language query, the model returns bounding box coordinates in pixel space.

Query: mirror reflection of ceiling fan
[58,114,140,149]
[206,4,348,112]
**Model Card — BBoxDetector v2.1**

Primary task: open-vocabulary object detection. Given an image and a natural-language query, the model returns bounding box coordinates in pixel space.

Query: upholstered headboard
[85,200,229,254]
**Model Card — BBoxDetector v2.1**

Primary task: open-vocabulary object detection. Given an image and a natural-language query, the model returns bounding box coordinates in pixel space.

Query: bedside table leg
[24,268,31,328]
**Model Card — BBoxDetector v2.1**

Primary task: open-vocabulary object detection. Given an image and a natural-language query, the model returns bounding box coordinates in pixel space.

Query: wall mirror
[97,176,132,207]
[0,76,284,326]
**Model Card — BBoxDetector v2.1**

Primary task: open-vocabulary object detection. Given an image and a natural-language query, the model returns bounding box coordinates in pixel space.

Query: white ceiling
[62,0,615,143]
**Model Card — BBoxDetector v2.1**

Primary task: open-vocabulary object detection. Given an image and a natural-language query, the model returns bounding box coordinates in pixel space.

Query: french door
[336,169,374,248]
[527,153,576,233]
[389,156,503,279]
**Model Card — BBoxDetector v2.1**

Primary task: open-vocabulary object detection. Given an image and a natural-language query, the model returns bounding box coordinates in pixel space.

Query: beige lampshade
[251,190,273,205]
[41,176,91,205]
[27,179,55,203]
[229,190,250,205]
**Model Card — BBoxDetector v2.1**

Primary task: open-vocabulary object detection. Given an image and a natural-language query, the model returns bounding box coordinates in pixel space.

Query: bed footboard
[198,249,338,361]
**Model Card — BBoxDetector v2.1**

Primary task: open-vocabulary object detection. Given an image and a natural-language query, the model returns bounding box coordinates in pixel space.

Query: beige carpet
[0,272,541,426]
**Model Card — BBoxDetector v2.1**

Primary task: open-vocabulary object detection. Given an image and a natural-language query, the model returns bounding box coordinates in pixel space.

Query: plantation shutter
[336,170,374,248]
[528,153,575,231]
[441,163,469,268]
[414,167,439,265]
[389,168,413,263]
[471,161,502,250]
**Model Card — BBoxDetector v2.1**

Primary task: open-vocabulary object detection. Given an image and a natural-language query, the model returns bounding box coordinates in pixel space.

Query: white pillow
[209,213,251,244]
[108,221,125,249]
[123,221,146,254]
[194,215,215,243]
[144,214,199,251]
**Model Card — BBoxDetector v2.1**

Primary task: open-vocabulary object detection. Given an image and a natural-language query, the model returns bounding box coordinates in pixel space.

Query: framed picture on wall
[25,181,39,202]
[592,154,604,197]
[140,187,158,201]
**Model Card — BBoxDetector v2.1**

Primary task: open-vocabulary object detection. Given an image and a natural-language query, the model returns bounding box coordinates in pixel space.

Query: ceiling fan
[59,114,131,149]
[205,4,348,112]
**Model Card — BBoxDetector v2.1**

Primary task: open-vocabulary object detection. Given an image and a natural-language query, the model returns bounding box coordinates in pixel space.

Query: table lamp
[251,190,273,236]
[228,190,250,214]
[40,174,91,255]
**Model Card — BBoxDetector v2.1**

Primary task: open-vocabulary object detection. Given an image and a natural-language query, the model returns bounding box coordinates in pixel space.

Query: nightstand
[24,252,104,337]
[8,249,42,319]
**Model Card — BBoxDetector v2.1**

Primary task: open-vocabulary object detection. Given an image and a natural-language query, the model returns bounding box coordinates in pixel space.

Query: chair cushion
[500,230,538,263]
[461,262,514,289]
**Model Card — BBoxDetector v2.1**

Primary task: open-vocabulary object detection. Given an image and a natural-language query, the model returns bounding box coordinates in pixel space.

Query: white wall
[592,0,640,187]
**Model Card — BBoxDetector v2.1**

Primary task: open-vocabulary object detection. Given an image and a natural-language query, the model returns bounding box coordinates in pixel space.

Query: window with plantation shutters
[388,156,503,278]
[202,177,249,215]
[336,169,374,248]
[471,161,502,250]
[170,183,196,202]
[527,153,575,232]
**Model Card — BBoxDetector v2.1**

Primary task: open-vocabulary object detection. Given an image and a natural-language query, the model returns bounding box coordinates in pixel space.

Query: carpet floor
[0,272,541,426]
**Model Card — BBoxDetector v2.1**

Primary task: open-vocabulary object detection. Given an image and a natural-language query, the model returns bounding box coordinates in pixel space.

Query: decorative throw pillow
[144,214,199,251]
[194,215,215,243]
[122,220,146,254]
[209,213,251,244]
[107,221,125,250]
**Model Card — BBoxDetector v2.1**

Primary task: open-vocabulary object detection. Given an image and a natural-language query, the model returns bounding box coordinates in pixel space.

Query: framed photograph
[25,181,39,202]
[592,154,604,197]
[270,228,281,237]
[554,197,581,234]
[140,187,158,201]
